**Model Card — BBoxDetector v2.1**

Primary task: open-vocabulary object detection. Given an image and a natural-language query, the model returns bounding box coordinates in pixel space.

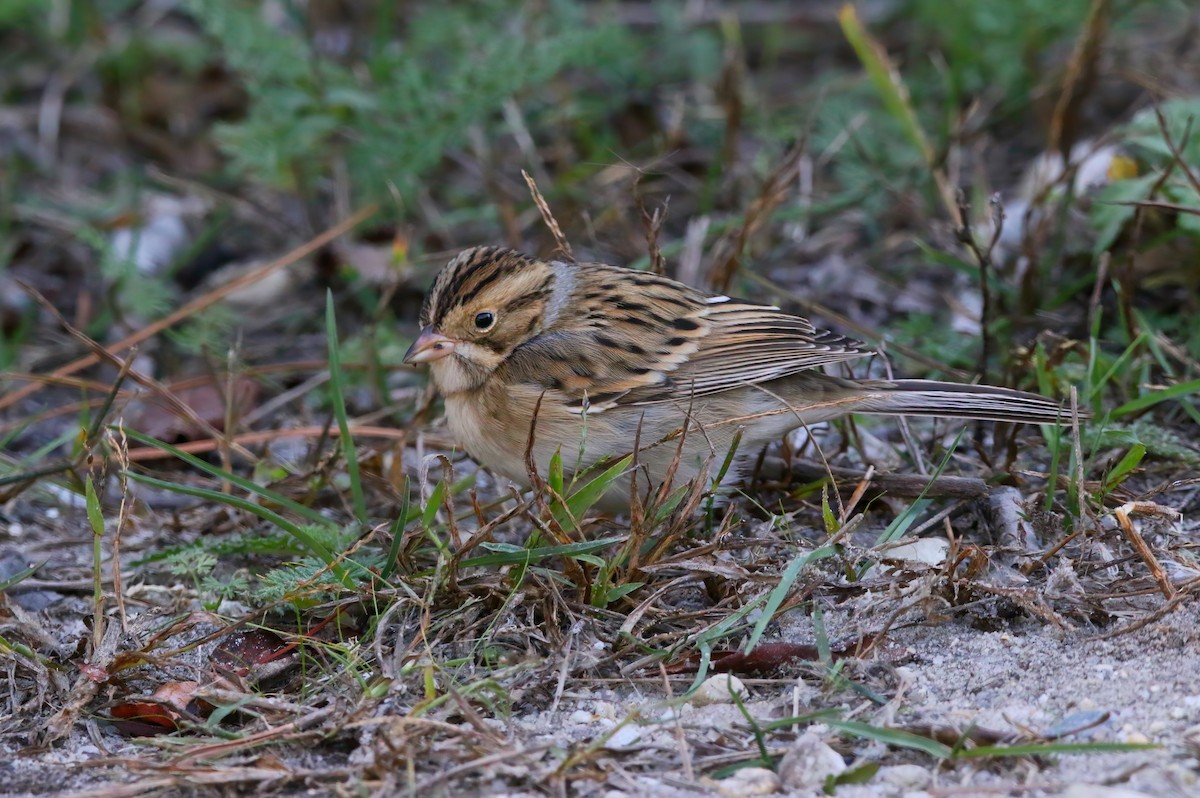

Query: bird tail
[850,379,1081,424]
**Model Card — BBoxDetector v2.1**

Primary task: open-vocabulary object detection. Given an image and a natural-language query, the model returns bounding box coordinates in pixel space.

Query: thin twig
[1154,106,1200,199]
[954,190,1006,383]
[0,206,376,413]
[522,169,573,261]
[1047,0,1110,158]
[1113,504,1175,601]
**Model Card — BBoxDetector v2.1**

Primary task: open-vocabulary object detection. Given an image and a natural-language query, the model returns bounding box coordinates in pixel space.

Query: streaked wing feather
[499,265,870,414]
[625,302,870,404]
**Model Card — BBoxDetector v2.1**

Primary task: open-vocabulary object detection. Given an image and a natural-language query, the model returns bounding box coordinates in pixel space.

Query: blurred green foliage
[904,0,1093,113]
[184,0,721,210]
[2,0,1196,398]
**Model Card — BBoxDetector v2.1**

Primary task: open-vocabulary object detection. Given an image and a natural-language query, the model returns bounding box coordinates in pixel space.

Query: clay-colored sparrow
[404,247,1075,511]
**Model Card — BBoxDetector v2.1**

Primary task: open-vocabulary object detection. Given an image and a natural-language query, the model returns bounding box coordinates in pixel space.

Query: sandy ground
[3,565,1198,797]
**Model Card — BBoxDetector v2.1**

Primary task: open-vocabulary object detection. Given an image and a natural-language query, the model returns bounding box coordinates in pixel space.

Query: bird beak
[403,327,457,364]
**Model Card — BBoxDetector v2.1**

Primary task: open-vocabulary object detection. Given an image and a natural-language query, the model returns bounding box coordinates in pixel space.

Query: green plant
[902,0,1094,117]
[1092,99,1200,249]
[184,0,717,213]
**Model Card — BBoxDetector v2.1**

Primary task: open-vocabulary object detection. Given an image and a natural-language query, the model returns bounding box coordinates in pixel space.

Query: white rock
[110,210,188,276]
[711,767,780,797]
[877,763,931,789]
[593,700,617,720]
[602,724,642,750]
[880,537,950,567]
[778,729,846,792]
[691,675,748,706]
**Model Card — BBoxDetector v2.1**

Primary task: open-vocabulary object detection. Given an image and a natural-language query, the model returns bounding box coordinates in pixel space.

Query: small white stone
[709,767,781,797]
[880,537,949,566]
[593,700,617,720]
[778,729,846,792]
[691,675,748,706]
[603,724,642,750]
[877,763,931,790]
[568,709,593,724]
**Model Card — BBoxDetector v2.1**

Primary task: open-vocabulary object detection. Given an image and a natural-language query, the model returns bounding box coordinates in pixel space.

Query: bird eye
[473,311,496,331]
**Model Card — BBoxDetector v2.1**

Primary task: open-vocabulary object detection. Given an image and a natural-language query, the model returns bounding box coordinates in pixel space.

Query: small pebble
[710,767,780,797]
[778,729,846,792]
[602,724,641,750]
[877,764,931,790]
[690,675,747,706]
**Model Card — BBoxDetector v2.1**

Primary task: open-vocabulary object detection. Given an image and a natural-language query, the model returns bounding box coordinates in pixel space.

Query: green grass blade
[326,291,367,522]
[1104,443,1146,491]
[705,428,744,520]
[762,708,843,731]
[689,590,777,693]
[380,478,412,581]
[874,428,966,547]
[744,545,837,654]
[1112,377,1200,419]
[0,560,45,592]
[123,471,352,586]
[548,449,564,497]
[838,5,932,164]
[421,480,446,529]
[559,455,632,529]
[955,741,1158,759]
[122,428,337,529]
[84,475,105,537]
[459,537,625,569]
[826,719,953,759]
[1087,331,1148,402]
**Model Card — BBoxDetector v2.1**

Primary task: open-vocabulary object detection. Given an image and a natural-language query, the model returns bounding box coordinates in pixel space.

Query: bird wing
[499,268,870,414]
[637,298,871,404]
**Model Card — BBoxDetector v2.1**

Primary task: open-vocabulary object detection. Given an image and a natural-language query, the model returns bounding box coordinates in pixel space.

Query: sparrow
[404,246,1077,512]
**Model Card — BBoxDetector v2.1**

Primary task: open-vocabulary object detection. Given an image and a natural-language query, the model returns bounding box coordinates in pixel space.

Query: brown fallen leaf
[212,627,290,673]
[125,375,260,441]
[666,635,884,676]
[108,680,209,736]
